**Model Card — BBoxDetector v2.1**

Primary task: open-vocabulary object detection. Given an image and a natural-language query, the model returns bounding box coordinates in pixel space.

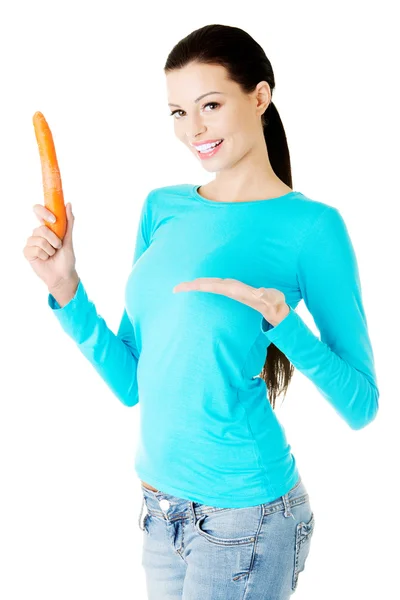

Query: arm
[260,206,379,430]
[47,191,153,407]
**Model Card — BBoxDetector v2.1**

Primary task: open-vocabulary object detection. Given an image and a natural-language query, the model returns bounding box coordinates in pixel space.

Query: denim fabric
[137,476,315,599]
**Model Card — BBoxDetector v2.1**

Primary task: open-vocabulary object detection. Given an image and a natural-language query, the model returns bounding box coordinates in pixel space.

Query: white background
[1,1,398,598]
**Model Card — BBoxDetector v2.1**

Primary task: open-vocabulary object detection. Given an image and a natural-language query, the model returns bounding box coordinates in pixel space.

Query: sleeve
[259,206,379,430]
[47,190,153,407]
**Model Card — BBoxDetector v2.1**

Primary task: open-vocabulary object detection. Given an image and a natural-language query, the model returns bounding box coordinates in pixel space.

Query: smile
[195,139,224,159]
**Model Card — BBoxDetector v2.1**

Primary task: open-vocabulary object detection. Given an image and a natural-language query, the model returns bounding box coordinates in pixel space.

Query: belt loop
[282,492,295,519]
[138,496,145,531]
[189,501,196,526]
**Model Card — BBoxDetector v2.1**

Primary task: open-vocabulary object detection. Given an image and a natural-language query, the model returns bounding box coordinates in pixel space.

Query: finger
[23,245,50,261]
[180,277,225,292]
[197,278,252,298]
[32,225,62,249]
[33,204,56,225]
[23,240,50,262]
[176,278,231,294]
[26,235,58,257]
[63,203,74,245]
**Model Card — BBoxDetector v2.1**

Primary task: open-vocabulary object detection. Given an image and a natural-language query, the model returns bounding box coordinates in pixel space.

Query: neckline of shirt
[190,184,301,207]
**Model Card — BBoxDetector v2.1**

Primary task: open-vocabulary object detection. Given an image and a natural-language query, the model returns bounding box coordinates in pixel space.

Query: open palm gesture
[173,277,290,327]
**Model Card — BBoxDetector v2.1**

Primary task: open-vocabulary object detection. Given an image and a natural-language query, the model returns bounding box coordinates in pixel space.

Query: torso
[140,180,293,495]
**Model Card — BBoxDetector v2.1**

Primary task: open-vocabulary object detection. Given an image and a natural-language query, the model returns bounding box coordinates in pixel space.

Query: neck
[209,138,290,202]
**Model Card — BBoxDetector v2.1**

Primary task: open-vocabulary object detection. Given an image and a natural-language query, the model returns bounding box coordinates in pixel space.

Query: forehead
[165,63,230,99]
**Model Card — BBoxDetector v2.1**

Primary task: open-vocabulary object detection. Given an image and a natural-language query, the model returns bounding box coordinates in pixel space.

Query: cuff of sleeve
[260,306,298,340]
[48,278,83,310]
[260,306,321,369]
[48,279,89,335]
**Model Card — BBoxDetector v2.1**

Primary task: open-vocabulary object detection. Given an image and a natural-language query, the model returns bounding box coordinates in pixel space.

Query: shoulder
[293,191,338,218]
[294,194,354,264]
[142,184,194,217]
[286,192,342,250]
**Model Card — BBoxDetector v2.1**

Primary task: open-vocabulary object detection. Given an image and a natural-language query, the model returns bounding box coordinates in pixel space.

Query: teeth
[197,140,222,152]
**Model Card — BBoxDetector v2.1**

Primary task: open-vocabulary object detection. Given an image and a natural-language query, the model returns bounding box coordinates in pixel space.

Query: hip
[138,475,316,598]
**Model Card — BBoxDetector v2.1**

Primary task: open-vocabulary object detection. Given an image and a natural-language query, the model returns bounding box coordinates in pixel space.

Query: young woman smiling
[25,22,379,600]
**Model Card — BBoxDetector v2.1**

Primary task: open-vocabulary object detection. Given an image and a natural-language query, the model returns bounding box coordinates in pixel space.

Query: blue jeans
[138,476,315,599]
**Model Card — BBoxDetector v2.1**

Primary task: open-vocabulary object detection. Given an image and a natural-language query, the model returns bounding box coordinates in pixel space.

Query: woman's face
[165,62,270,173]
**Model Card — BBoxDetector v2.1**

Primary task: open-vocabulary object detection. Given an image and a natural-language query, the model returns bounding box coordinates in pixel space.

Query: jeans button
[159,499,170,511]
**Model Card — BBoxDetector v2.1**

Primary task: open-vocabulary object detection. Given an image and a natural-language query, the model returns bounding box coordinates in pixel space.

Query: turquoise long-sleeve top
[48,184,379,508]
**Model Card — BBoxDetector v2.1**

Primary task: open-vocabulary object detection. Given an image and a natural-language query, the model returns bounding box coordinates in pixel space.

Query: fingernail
[49,215,56,223]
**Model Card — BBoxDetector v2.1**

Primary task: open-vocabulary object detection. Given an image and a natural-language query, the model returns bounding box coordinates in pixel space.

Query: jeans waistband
[138,476,306,530]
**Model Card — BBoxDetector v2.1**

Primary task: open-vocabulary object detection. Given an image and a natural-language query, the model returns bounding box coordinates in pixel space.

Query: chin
[199,161,225,172]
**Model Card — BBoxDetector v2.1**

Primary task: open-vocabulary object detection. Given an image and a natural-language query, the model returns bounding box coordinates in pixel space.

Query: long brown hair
[164,24,295,409]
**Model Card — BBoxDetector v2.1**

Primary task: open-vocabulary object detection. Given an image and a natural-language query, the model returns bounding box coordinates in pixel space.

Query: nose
[187,131,208,147]
[185,115,206,142]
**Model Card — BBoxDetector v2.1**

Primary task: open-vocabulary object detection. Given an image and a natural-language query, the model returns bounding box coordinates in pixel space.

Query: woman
[24,23,379,600]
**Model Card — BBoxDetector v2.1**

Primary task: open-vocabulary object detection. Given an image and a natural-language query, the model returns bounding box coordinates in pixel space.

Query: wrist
[48,270,79,290]
[48,271,80,307]
[265,303,290,327]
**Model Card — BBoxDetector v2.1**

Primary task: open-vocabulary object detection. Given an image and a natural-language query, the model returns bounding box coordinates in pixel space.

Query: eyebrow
[168,91,224,108]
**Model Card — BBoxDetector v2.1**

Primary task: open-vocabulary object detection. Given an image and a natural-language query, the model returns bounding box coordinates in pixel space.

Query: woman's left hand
[173,277,290,327]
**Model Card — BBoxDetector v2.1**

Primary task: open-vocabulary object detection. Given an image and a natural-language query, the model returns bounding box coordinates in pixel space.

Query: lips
[191,138,223,148]
[199,139,223,150]
[196,139,225,159]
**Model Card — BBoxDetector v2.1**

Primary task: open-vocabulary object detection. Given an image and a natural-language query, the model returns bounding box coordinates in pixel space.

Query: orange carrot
[32,111,67,240]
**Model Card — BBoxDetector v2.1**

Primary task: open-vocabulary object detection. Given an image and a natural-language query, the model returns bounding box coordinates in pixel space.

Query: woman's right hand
[23,202,77,290]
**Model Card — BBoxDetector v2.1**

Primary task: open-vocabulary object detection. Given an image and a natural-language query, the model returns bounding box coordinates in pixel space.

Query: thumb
[63,203,75,246]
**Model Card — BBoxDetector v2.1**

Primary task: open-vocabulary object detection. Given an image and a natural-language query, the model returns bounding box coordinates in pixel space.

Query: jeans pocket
[142,513,150,534]
[138,497,150,534]
[194,505,262,547]
[292,511,316,591]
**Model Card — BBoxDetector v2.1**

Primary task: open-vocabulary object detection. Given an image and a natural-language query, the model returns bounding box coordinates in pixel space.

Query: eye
[169,102,220,119]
